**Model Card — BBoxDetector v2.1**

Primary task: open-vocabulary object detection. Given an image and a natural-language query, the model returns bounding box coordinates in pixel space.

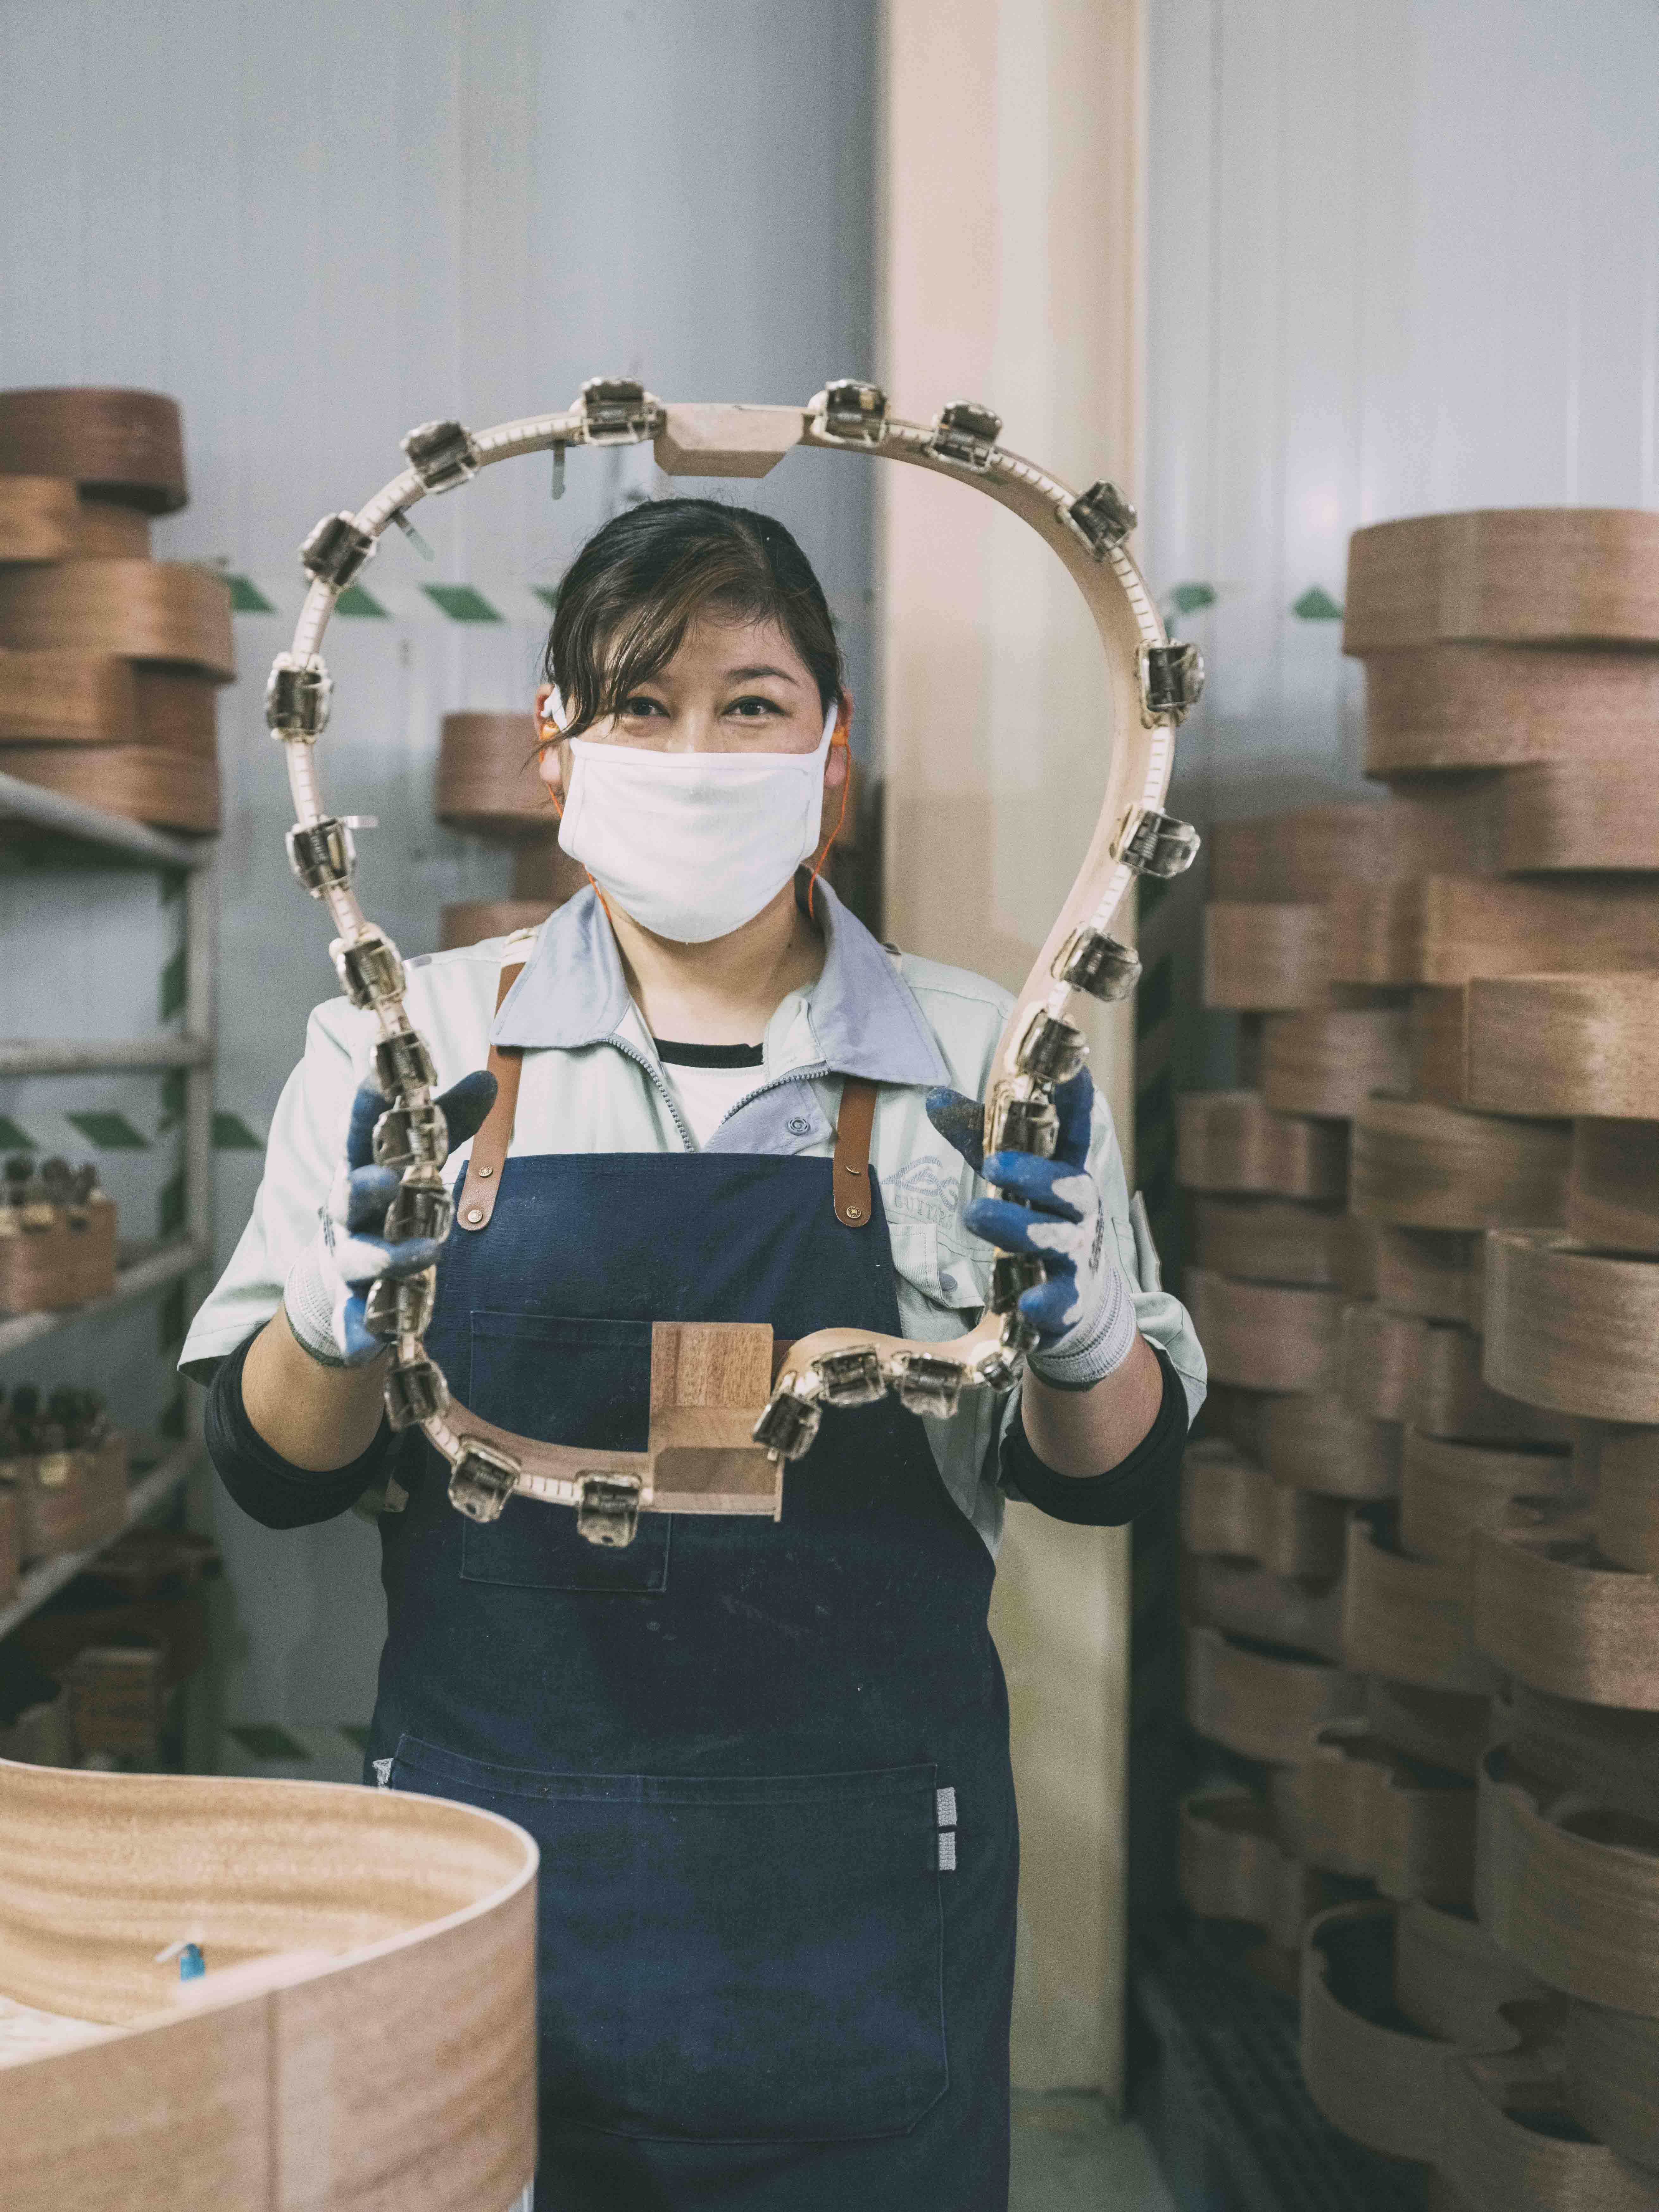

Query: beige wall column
[877,0,1148,2104]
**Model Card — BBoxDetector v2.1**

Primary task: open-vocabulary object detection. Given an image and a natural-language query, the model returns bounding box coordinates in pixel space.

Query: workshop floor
[1011,2096,1175,2211]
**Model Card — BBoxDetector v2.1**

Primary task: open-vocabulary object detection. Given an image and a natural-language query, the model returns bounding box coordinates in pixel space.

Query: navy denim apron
[366,1143,1017,2210]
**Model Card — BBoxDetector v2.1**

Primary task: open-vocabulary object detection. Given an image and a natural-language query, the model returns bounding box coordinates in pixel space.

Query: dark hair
[542,498,842,733]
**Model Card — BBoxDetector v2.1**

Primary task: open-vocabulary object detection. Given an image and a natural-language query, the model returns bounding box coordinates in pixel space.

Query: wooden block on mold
[654,404,804,478]
[1342,1507,1496,1696]
[435,712,549,834]
[1300,1718,1476,1905]
[1258,1392,1403,1501]
[1181,1551,1345,1664]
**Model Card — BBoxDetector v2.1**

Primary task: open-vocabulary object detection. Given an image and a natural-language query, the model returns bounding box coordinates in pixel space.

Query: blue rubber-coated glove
[926,1067,1138,1390]
[282,1071,497,1366]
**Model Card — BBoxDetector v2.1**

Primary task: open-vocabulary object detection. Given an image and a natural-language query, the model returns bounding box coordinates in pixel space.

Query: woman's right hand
[282,1070,497,1366]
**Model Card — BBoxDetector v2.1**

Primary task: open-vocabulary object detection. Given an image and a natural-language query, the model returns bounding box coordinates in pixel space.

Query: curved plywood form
[0,1758,536,2211]
[1303,1898,1656,2209]
[265,383,1204,1537]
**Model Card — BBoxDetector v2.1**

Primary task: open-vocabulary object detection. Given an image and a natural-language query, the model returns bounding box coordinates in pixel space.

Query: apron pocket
[461,1311,668,1595]
[389,1735,949,2144]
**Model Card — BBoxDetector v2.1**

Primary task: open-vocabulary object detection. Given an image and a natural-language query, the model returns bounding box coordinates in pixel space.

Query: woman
[184,497,1205,2211]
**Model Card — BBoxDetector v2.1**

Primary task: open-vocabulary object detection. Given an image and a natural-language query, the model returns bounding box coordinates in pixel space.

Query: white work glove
[283,1071,496,1367]
[926,1067,1139,1390]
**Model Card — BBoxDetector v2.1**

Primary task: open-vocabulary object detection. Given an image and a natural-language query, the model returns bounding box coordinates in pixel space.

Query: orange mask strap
[805,701,852,920]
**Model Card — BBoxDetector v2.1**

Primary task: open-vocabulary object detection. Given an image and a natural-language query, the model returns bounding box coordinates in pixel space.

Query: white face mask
[552,694,839,943]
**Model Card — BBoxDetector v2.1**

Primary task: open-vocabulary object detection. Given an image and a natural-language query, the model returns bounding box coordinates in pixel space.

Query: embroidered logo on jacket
[886,1154,963,1225]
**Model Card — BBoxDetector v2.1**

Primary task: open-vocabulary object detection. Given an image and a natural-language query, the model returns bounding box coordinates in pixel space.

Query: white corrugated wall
[1147,0,1659,815]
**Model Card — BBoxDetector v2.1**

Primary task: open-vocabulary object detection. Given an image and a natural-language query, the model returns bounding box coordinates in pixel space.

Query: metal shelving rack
[0,768,214,1643]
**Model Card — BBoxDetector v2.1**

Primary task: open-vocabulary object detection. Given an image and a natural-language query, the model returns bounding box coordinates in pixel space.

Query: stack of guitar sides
[1176,506,1659,2208]
[435,710,583,947]
[0,389,232,832]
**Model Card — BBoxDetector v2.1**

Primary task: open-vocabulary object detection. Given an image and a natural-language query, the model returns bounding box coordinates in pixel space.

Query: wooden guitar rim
[435,710,551,836]
[1182,1622,1363,1766]
[1300,1718,1476,1905]
[1474,1509,1659,1709]
[1365,1676,1493,1781]
[0,561,235,681]
[0,744,220,834]
[1478,1746,1659,2020]
[0,389,187,513]
[0,651,136,743]
[0,1757,536,2210]
[1261,1006,1413,1119]
[1209,790,1499,899]
[1181,1436,1350,1579]
[1505,1681,1659,1828]
[1566,1119,1659,1255]
[1594,1429,1659,1574]
[1400,1428,1577,1569]
[1360,643,1659,774]
[1341,1304,1570,1446]
[1329,875,1659,989]
[1303,1896,1653,2207]
[1374,1225,1484,1327]
[1409,986,1470,1107]
[1201,902,1330,1011]
[276,390,1191,1511]
[1188,1194,1352,1287]
[1342,510,1659,652]
[1485,1232,1659,1424]
[1499,758,1659,874]
[1181,1551,1345,1666]
[439,900,558,952]
[1564,1999,1659,2178]
[1176,1089,1349,1200]
[1341,1507,1496,1695]
[0,478,151,563]
[1257,1391,1403,1501]
[1185,1270,1343,1394]
[1467,976,1659,1121]
[1349,1095,1572,1232]
[1177,1787,1327,1952]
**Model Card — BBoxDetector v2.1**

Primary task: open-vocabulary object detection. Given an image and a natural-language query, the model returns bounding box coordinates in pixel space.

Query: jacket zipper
[606,1035,700,1153]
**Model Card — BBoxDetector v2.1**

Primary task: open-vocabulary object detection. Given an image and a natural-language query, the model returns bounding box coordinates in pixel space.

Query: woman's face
[538,614,845,805]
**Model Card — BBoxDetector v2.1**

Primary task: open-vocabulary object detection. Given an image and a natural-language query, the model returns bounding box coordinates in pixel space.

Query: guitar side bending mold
[267,380,1203,1543]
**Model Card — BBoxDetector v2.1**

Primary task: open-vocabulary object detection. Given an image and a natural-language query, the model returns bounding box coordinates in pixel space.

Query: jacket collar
[492,880,949,1089]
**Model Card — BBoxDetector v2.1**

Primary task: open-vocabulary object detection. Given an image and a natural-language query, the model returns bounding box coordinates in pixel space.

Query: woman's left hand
[926,1068,1139,1389]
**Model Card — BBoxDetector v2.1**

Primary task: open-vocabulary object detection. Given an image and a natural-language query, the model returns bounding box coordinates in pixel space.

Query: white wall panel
[0,0,876,1735]
[1147,0,1659,816]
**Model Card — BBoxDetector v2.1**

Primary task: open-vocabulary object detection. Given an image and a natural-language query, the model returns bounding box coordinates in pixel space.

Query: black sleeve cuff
[205,1330,396,1530]
[999,1346,1189,1527]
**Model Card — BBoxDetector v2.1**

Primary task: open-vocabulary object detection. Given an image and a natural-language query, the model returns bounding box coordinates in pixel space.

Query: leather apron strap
[458,955,880,1244]
[457,962,525,1232]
